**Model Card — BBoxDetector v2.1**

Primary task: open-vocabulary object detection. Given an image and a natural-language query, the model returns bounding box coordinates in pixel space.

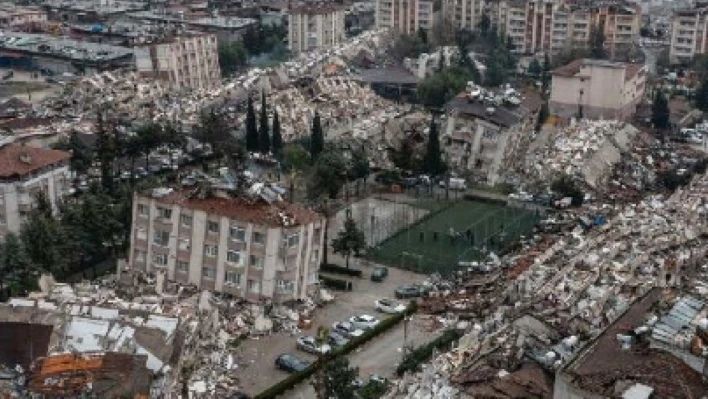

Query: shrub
[396,329,462,376]
[319,275,352,291]
[320,263,363,278]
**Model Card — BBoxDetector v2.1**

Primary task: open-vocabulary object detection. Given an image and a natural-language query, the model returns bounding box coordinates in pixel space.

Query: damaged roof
[0,144,71,179]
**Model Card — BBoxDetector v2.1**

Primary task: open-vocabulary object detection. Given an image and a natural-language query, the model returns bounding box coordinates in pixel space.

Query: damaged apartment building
[128,177,325,303]
[442,84,542,185]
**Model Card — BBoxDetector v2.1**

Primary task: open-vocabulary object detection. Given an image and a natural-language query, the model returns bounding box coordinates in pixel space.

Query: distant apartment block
[550,59,647,120]
[443,0,641,58]
[288,3,346,54]
[0,5,47,28]
[669,5,708,64]
[136,35,221,90]
[0,144,71,240]
[128,188,325,302]
[375,0,435,34]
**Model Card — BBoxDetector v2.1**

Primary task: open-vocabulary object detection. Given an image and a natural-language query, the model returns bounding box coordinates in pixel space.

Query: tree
[332,212,367,268]
[20,191,68,278]
[95,111,115,194]
[136,122,163,172]
[589,25,607,59]
[349,146,371,196]
[198,110,232,166]
[310,112,325,162]
[272,109,283,160]
[1,233,37,296]
[53,132,92,175]
[423,117,445,176]
[258,92,270,154]
[217,40,248,77]
[283,144,310,203]
[485,53,507,87]
[528,58,542,77]
[321,357,360,399]
[245,96,258,152]
[652,90,670,130]
[309,150,347,200]
[551,174,584,206]
[480,14,491,36]
[695,78,708,112]
[542,53,551,92]
[536,102,550,133]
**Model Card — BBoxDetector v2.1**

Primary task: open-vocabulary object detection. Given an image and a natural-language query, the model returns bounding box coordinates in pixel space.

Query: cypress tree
[272,109,283,160]
[423,116,444,176]
[245,96,258,152]
[310,112,324,162]
[258,92,270,154]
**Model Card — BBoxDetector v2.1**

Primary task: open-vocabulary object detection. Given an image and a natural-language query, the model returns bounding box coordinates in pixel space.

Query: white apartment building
[443,0,640,58]
[550,59,647,120]
[128,188,325,302]
[136,34,221,91]
[288,3,346,54]
[375,0,435,34]
[0,144,71,240]
[669,6,708,64]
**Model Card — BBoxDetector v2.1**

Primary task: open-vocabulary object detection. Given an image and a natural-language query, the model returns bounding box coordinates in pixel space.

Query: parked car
[327,332,350,348]
[375,298,406,314]
[371,266,388,282]
[439,177,467,190]
[394,284,428,299]
[369,374,388,385]
[275,353,310,373]
[349,315,379,330]
[296,336,331,355]
[332,321,365,338]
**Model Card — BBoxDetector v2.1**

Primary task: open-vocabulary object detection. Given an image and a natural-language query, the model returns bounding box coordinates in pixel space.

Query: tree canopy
[651,90,670,130]
[310,113,325,162]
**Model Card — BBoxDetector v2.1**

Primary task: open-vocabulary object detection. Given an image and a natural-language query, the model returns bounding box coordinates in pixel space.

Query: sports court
[367,200,541,275]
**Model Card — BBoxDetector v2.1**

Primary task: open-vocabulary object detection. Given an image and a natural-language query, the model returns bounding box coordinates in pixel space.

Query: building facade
[128,189,325,302]
[550,59,647,120]
[136,35,221,90]
[0,6,47,28]
[375,0,435,34]
[669,6,708,64]
[442,0,641,58]
[288,4,346,54]
[0,144,71,240]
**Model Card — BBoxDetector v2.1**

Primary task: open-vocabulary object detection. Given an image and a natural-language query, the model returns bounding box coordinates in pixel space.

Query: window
[311,249,319,263]
[252,232,265,245]
[227,250,241,264]
[0,214,5,225]
[250,255,263,269]
[152,253,168,266]
[178,238,190,251]
[134,250,146,262]
[177,260,189,272]
[138,204,148,216]
[136,228,147,241]
[207,221,219,234]
[276,280,291,291]
[288,233,300,248]
[153,230,170,246]
[314,228,322,239]
[180,214,192,226]
[308,272,318,283]
[225,271,241,285]
[157,207,172,219]
[204,245,218,257]
[202,268,215,279]
[248,280,261,293]
[230,226,246,241]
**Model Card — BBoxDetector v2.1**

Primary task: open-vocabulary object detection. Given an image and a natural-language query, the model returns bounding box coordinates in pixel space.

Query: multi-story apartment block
[669,5,708,64]
[128,188,325,302]
[0,144,71,240]
[136,34,221,90]
[375,0,436,34]
[288,3,346,54]
[550,58,647,120]
[0,5,47,28]
[443,0,640,58]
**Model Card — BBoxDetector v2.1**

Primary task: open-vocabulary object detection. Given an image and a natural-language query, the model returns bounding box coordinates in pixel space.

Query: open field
[368,199,541,275]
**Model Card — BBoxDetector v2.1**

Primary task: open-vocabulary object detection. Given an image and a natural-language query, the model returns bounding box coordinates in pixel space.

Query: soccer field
[367,200,541,275]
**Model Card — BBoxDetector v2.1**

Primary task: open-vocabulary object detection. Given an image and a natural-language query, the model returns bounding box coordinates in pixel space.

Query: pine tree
[331,212,366,268]
[536,102,550,133]
[2,233,37,296]
[652,90,670,130]
[589,25,607,59]
[695,78,708,112]
[258,92,270,154]
[528,58,542,77]
[245,96,258,152]
[271,109,283,160]
[310,112,324,162]
[423,116,445,176]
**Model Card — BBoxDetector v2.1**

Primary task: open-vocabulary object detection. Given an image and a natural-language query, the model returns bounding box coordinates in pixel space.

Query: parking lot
[232,265,436,396]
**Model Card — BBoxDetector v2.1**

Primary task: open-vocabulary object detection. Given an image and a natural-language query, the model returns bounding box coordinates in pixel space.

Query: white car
[375,299,406,314]
[332,321,365,338]
[349,315,380,330]
[296,336,331,355]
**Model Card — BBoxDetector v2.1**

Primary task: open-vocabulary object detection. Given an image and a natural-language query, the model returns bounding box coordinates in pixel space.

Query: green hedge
[255,302,417,399]
[320,263,363,278]
[396,329,462,376]
[319,275,353,291]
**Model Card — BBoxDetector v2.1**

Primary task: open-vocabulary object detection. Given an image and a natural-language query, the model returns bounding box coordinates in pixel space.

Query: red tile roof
[149,190,323,227]
[0,144,71,179]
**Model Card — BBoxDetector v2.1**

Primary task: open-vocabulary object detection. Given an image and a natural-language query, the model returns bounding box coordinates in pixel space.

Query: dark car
[327,331,350,348]
[394,284,429,299]
[371,266,389,282]
[275,353,310,373]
